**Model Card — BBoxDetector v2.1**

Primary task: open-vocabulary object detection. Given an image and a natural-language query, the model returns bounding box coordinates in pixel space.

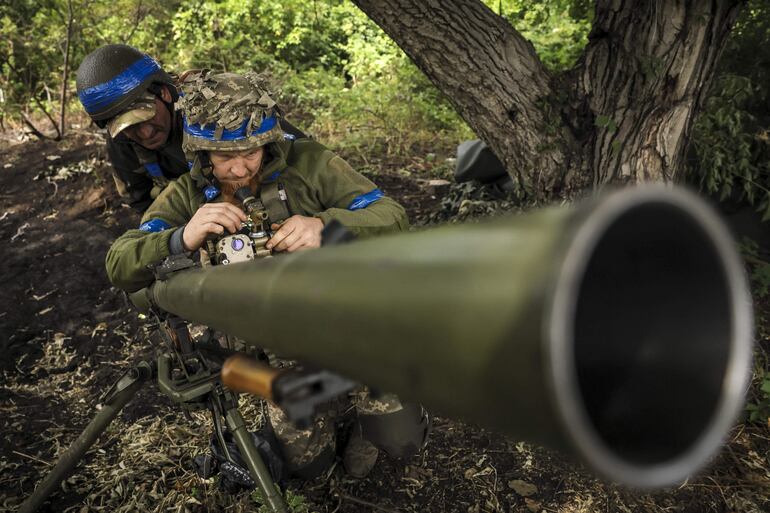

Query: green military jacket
[106,138,408,292]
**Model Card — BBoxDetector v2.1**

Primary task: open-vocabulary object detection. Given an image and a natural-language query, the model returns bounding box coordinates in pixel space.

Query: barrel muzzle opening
[548,187,753,488]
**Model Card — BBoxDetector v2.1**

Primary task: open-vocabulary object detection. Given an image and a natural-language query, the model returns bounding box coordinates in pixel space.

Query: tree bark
[353,0,742,198]
[573,0,742,185]
[351,0,575,199]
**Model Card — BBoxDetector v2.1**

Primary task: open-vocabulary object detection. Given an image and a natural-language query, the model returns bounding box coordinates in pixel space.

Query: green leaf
[595,115,611,128]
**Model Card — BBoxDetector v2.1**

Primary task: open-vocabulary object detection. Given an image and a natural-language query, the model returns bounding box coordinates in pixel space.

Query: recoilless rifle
[19,187,356,513]
[20,185,754,510]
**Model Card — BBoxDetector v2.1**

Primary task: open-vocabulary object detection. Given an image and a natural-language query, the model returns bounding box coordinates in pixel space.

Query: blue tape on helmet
[78,55,161,114]
[204,185,220,201]
[138,218,171,232]
[348,188,384,211]
[144,162,163,177]
[183,115,277,141]
[187,161,194,170]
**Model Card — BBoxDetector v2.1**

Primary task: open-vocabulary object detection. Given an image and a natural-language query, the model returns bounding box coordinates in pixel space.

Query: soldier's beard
[219,176,260,205]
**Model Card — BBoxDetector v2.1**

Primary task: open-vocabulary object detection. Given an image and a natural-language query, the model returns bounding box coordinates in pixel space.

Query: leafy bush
[738,237,770,425]
[746,366,770,425]
[276,6,472,158]
[689,0,770,220]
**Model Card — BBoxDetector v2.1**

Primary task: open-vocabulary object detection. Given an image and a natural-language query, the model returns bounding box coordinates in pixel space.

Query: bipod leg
[18,361,154,513]
[216,389,288,513]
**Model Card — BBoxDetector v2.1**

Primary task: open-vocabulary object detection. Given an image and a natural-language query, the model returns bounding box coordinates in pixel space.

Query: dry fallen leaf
[508,479,538,497]
[524,497,541,512]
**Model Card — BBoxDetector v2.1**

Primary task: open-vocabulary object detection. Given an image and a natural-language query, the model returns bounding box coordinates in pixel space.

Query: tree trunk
[574,0,742,186]
[352,0,742,199]
[351,0,575,199]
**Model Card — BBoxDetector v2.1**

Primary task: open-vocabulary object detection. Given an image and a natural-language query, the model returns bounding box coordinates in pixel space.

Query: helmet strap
[199,151,213,177]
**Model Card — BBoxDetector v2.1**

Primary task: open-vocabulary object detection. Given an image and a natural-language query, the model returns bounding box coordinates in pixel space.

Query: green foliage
[484,0,592,71]
[746,359,770,425]
[275,6,472,157]
[169,0,352,72]
[689,0,770,220]
[1,0,595,147]
[740,237,770,299]
[251,486,309,513]
[738,237,770,425]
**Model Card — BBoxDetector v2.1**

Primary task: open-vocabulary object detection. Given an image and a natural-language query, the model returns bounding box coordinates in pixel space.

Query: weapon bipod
[19,320,289,513]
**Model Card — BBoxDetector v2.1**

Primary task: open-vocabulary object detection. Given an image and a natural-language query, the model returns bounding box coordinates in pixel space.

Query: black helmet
[75,44,175,122]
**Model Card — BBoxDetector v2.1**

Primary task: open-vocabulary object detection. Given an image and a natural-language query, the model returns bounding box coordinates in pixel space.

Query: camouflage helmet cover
[178,71,284,156]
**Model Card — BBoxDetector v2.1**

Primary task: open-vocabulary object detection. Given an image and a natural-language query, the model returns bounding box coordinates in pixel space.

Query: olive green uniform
[106,138,408,292]
[105,137,428,477]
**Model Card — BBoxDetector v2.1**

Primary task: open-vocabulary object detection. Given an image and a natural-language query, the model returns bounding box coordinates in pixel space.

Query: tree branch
[20,111,50,140]
[2,58,61,138]
[124,0,145,44]
[352,0,573,198]
[58,0,74,139]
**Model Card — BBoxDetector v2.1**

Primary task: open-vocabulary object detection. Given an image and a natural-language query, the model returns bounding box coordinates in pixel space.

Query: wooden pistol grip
[221,354,279,400]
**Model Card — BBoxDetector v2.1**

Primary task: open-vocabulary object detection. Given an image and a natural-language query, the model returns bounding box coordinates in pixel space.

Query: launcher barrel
[147,186,752,488]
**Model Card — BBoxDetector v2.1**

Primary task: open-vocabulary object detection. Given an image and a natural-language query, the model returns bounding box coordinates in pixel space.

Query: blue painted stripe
[78,55,161,114]
[187,160,194,170]
[348,188,384,211]
[183,115,277,142]
[144,162,162,177]
[138,218,171,232]
[204,185,221,201]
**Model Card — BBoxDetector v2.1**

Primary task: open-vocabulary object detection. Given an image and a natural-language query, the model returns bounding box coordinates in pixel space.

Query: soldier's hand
[183,203,247,251]
[267,215,323,253]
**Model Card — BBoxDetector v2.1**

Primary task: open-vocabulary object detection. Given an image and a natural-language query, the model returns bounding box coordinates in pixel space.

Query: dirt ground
[0,132,769,513]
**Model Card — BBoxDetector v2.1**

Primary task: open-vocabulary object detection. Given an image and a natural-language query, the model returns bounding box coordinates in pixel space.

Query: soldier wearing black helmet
[76,44,189,212]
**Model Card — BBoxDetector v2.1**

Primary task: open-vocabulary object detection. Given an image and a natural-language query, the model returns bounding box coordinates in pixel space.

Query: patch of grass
[251,486,310,513]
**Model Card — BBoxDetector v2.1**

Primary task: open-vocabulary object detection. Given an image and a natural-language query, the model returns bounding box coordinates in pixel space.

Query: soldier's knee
[266,402,337,479]
[288,444,336,479]
[358,402,431,459]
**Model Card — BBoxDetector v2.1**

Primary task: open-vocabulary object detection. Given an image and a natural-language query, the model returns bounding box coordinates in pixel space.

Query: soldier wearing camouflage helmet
[76,45,306,212]
[104,70,429,479]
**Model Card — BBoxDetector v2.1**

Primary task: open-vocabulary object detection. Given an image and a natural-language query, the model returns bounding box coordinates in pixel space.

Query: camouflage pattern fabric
[177,71,285,154]
[350,389,404,415]
[106,92,157,137]
[266,401,338,471]
[267,387,407,472]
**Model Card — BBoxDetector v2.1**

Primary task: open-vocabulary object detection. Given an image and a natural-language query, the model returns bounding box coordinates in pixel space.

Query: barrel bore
[548,189,752,487]
[147,185,752,488]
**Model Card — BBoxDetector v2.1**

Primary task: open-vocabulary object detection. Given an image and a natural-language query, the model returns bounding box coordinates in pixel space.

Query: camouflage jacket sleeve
[105,177,197,292]
[311,153,409,237]
[106,137,155,212]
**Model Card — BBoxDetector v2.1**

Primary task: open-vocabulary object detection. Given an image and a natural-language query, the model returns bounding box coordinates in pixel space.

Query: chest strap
[134,145,170,192]
[260,181,291,225]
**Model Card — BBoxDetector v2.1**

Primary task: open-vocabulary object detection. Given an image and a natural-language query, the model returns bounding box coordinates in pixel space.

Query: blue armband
[138,218,171,233]
[348,189,384,211]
